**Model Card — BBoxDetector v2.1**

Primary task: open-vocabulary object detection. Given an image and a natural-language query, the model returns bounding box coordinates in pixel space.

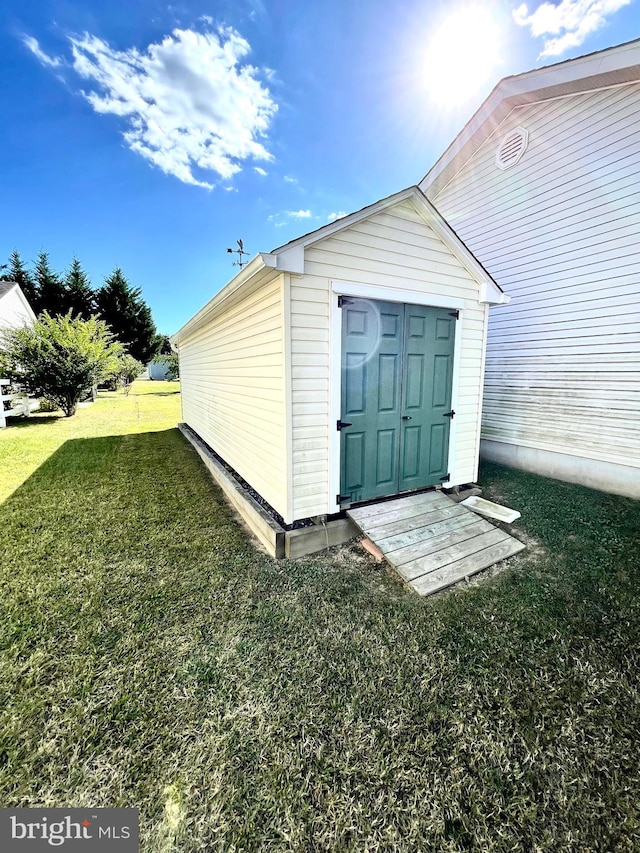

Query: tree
[152,350,179,380]
[64,257,95,318]
[34,251,67,316]
[1,250,39,308]
[95,268,160,364]
[114,353,144,395]
[0,312,123,417]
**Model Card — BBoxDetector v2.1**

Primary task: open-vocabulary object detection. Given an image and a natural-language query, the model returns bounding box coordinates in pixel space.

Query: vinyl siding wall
[0,288,33,329]
[430,82,640,485]
[178,275,290,520]
[290,198,488,520]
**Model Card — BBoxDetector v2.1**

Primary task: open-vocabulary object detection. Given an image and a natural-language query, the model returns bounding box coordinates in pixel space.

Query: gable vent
[495,126,529,171]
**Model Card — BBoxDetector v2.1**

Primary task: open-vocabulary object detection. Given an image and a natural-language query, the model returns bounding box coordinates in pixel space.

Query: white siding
[0,287,33,329]
[290,198,488,520]
[178,275,290,520]
[431,82,640,481]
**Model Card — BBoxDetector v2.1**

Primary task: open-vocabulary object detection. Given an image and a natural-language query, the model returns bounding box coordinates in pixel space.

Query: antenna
[226,239,249,269]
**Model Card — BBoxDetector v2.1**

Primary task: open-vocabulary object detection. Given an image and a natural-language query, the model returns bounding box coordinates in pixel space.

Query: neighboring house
[0,281,38,428]
[420,39,640,500]
[0,280,36,329]
[172,186,507,526]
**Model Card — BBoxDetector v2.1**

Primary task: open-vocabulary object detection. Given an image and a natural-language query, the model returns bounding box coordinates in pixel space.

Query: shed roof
[420,38,640,198]
[172,186,504,344]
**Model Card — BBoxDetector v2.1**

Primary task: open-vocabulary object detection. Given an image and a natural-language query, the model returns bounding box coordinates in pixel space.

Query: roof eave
[171,253,277,345]
[420,39,640,197]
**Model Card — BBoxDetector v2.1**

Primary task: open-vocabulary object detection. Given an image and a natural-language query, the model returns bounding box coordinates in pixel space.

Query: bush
[38,398,61,413]
[0,312,123,417]
[115,354,145,395]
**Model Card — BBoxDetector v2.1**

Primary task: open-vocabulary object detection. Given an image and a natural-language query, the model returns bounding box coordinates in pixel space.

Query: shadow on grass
[3,414,65,429]
[0,427,197,510]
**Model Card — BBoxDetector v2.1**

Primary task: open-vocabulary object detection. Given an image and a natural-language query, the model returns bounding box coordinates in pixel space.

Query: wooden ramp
[347,490,525,597]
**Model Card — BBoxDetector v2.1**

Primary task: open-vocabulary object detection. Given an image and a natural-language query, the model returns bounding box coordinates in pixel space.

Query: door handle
[402,415,412,420]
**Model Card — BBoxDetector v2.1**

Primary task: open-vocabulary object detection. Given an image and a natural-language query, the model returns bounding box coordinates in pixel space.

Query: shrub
[0,313,123,417]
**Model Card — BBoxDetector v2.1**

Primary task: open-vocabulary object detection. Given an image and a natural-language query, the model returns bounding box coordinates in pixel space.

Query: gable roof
[173,186,505,344]
[420,38,640,198]
[0,280,37,324]
[0,281,17,300]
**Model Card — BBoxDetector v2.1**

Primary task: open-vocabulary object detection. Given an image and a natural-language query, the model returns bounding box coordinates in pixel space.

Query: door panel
[340,298,456,504]
[399,305,455,491]
[340,300,404,503]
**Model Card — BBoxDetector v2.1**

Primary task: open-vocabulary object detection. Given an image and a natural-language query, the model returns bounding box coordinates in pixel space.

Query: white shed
[172,186,507,529]
[420,40,640,500]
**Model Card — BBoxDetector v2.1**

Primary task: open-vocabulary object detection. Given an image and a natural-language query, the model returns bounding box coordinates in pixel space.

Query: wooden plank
[347,489,526,596]
[373,505,474,552]
[284,518,358,558]
[362,503,469,540]
[389,516,493,565]
[347,490,446,523]
[399,528,509,582]
[350,490,449,524]
[412,537,526,597]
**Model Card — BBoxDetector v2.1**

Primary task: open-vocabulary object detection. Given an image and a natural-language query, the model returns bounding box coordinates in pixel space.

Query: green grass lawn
[1,383,639,851]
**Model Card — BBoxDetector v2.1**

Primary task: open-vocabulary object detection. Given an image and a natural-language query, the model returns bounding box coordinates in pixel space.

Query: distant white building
[0,281,38,427]
[0,281,36,329]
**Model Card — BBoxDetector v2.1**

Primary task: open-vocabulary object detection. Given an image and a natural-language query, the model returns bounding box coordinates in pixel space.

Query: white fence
[0,378,40,428]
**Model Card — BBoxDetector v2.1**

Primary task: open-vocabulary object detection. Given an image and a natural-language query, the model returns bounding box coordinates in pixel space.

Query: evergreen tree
[64,257,95,318]
[34,251,67,316]
[94,267,160,364]
[2,251,39,308]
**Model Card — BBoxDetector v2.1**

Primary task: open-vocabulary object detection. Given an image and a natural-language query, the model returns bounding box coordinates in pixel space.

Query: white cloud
[327,211,348,221]
[268,208,312,227]
[284,175,298,184]
[23,35,62,68]
[513,0,632,57]
[254,166,267,176]
[28,26,278,189]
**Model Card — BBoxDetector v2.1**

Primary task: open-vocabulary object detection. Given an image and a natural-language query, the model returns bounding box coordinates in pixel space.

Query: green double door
[339,298,456,505]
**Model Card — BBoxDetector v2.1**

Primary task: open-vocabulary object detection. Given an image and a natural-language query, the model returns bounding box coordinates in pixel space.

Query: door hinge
[443,410,455,419]
[338,295,354,308]
[336,419,353,430]
[337,494,351,504]
[448,309,459,319]
[439,473,451,483]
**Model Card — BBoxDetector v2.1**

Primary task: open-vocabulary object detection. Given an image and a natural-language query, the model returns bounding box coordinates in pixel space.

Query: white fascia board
[15,285,37,323]
[271,187,419,255]
[409,191,506,305]
[172,253,273,344]
[421,40,640,197]
[265,245,305,274]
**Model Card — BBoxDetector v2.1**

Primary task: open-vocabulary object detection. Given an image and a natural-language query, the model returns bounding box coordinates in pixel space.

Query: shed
[420,39,640,500]
[172,186,507,536]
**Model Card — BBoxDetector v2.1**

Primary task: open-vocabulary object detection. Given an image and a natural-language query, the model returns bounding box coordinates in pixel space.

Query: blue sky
[1,0,638,333]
